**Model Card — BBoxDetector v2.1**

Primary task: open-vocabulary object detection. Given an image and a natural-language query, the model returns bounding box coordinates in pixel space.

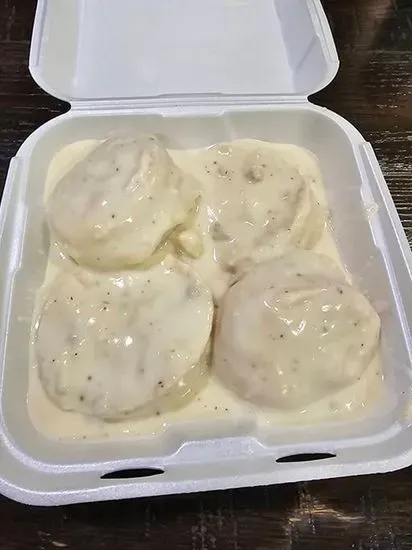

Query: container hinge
[70,95,309,113]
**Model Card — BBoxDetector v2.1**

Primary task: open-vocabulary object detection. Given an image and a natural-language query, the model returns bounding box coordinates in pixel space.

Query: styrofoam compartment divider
[1,0,412,505]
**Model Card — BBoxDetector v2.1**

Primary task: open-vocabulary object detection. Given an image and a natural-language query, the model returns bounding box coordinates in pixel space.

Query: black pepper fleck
[79,395,85,402]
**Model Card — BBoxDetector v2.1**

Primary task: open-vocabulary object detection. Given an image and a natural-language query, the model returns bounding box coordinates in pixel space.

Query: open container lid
[29,0,339,104]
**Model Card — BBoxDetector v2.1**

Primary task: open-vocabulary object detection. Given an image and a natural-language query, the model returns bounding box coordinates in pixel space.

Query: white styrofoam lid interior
[29,0,339,104]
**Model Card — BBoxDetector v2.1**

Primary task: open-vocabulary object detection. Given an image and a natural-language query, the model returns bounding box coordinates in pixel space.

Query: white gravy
[28,139,383,441]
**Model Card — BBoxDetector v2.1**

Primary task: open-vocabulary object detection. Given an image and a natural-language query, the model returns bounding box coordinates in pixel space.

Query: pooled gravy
[28,139,383,441]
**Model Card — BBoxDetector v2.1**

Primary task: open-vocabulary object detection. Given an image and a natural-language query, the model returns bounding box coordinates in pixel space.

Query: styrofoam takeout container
[1,0,412,506]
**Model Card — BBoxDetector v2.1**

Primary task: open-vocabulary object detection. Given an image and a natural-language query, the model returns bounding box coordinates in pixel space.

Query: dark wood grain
[1,0,412,548]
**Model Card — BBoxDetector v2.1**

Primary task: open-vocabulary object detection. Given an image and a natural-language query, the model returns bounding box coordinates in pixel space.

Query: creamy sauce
[46,136,199,269]
[33,258,213,420]
[28,139,383,441]
[171,141,331,300]
[214,250,381,410]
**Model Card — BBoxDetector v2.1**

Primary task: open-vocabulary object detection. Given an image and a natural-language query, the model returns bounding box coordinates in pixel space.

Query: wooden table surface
[1,0,412,548]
